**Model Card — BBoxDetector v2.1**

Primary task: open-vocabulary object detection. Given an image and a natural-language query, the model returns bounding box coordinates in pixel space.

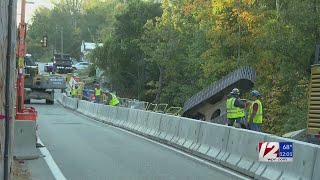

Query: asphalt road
[35,100,243,180]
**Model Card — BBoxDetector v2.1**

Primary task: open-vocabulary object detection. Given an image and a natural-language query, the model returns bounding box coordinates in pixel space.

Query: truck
[44,62,54,73]
[24,54,67,104]
[51,53,73,74]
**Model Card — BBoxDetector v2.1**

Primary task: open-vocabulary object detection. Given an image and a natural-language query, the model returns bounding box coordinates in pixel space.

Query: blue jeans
[95,96,101,103]
[249,123,261,132]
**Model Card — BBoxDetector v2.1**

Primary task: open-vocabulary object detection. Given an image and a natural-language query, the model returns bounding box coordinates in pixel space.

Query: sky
[17,0,54,24]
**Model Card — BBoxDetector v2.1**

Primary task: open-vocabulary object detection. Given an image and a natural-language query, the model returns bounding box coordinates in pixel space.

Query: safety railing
[154,104,168,113]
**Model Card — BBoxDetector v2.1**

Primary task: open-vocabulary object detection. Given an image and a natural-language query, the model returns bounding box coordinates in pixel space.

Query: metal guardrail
[147,103,158,112]
[75,93,183,117]
[154,104,168,113]
[165,107,182,116]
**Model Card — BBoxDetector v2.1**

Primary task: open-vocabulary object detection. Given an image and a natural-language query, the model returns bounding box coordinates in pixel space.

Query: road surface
[35,100,244,180]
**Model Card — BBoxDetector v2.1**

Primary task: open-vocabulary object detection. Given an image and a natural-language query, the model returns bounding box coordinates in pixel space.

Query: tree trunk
[276,0,280,12]
[155,64,163,104]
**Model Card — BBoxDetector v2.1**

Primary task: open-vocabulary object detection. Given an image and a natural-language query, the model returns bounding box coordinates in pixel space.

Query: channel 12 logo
[258,142,293,162]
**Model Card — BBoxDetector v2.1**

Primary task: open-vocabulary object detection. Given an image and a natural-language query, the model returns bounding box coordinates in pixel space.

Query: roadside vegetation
[27,0,320,135]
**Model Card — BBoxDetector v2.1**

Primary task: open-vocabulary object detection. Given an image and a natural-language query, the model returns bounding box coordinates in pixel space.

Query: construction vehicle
[51,53,73,74]
[24,54,66,104]
[44,62,54,73]
[305,45,320,144]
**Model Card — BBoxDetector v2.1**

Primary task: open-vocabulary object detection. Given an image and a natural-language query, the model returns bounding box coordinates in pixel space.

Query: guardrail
[57,95,320,180]
[78,95,183,117]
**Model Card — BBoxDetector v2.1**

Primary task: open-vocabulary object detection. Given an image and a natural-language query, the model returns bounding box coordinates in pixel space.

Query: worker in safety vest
[103,90,120,106]
[248,90,263,132]
[226,88,247,128]
[71,85,79,98]
[94,85,102,103]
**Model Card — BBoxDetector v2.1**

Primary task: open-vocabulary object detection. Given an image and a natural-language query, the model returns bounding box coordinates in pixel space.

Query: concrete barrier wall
[61,95,78,110]
[142,112,161,138]
[107,106,118,124]
[55,92,63,102]
[97,103,108,121]
[114,107,129,127]
[255,135,317,180]
[313,148,320,180]
[100,105,110,122]
[14,121,40,160]
[132,110,149,134]
[220,128,266,177]
[193,122,229,163]
[156,115,180,145]
[92,103,101,119]
[77,100,87,115]
[124,109,138,129]
[57,93,320,180]
[173,118,200,153]
[83,101,91,116]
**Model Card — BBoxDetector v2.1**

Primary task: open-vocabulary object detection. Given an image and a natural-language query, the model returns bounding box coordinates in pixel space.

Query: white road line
[38,138,67,180]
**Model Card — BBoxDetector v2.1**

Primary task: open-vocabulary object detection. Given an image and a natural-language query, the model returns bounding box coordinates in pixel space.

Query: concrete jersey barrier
[57,94,320,180]
[14,120,40,160]
[156,115,180,145]
[255,135,319,180]
[132,110,149,134]
[173,118,201,153]
[193,122,229,164]
[61,95,78,110]
[220,128,266,178]
[114,107,129,127]
[313,148,320,180]
[141,112,161,138]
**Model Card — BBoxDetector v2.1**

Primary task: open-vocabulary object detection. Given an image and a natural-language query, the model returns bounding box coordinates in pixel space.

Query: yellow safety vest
[95,88,101,96]
[109,93,119,106]
[226,97,245,119]
[71,88,78,96]
[248,99,263,123]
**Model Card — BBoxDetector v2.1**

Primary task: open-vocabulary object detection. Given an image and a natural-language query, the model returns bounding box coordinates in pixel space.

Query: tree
[95,0,162,99]
[27,0,118,61]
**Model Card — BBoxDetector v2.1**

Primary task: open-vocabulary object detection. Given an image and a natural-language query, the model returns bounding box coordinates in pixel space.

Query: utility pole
[54,25,57,53]
[5,0,15,179]
[61,27,63,55]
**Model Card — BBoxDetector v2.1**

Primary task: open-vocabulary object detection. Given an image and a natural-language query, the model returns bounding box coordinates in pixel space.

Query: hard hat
[251,90,260,97]
[231,88,240,95]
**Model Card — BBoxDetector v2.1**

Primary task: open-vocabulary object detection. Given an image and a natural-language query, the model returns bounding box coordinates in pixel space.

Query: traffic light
[42,36,48,47]
[314,45,320,65]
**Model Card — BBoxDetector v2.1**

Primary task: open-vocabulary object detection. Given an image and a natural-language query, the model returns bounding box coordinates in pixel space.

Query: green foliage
[27,0,118,61]
[27,0,319,135]
[93,0,162,99]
